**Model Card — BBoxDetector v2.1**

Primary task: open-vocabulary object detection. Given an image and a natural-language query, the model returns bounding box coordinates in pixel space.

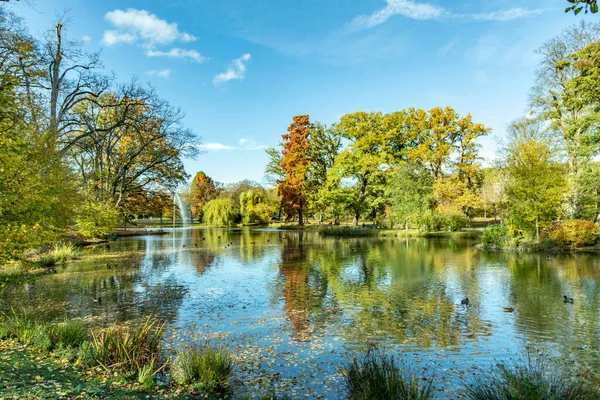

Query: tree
[505,135,565,242]
[278,115,311,225]
[190,171,217,221]
[530,22,600,177]
[202,198,235,226]
[240,188,270,224]
[566,1,598,14]
[68,84,200,209]
[388,162,435,229]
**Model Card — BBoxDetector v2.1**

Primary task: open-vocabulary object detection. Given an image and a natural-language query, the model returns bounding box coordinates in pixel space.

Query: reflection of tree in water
[315,238,490,348]
[277,232,328,342]
[502,252,600,369]
[189,249,217,274]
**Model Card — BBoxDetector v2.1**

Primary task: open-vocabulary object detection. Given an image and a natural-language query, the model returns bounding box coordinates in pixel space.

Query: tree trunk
[50,22,63,135]
[535,216,540,242]
[298,200,304,227]
[353,210,359,226]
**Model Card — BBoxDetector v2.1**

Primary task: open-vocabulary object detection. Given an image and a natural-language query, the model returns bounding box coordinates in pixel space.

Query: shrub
[171,343,233,393]
[37,256,57,268]
[549,220,598,248]
[465,355,599,400]
[86,317,165,376]
[50,242,80,264]
[320,227,378,237]
[48,320,88,349]
[341,348,434,400]
[481,225,510,248]
[418,211,467,232]
[247,203,274,225]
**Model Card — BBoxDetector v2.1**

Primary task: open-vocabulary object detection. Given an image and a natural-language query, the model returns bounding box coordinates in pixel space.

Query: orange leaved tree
[278,115,311,226]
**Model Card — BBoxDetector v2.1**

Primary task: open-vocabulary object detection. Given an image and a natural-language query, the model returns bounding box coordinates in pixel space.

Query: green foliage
[137,364,156,391]
[320,227,379,237]
[247,203,274,225]
[75,196,120,239]
[240,189,270,224]
[481,225,510,248]
[85,317,165,375]
[466,355,599,400]
[505,124,565,240]
[0,312,87,351]
[48,320,88,349]
[50,242,80,264]
[565,1,599,15]
[342,348,434,400]
[549,220,599,247]
[202,198,236,226]
[171,343,233,393]
[388,162,435,227]
[418,211,468,232]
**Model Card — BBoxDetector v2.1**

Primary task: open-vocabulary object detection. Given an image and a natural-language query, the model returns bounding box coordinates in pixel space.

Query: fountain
[174,192,191,226]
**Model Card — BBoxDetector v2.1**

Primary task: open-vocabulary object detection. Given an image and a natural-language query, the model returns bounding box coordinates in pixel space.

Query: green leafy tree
[505,134,566,241]
[202,199,235,226]
[240,188,272,224]
[388,162,435,229]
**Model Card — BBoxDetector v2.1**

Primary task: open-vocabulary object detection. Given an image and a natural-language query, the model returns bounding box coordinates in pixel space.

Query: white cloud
[346,0,544,32]
[102,8,196,47]
[147,69,172,78]
[103,30,136,46]
[198,139,266,152]
[198,143,235,151]
[213,53,251,85]
[82,35,91,43]
[146,48,207,63]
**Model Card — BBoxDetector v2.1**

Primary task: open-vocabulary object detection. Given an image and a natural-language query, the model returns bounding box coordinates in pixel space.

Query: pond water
[3,228,600,398]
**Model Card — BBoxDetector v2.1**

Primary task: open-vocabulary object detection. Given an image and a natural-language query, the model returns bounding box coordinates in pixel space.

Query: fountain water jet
[174,192,191,226]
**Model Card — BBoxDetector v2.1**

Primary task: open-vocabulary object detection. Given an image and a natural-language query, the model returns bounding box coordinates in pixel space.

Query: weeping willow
[202,199,235,226]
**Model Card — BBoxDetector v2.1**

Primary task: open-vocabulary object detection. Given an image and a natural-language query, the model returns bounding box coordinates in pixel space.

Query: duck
[503,307,515,312]
[92,296,102,303]
[563,295,574,304]
[106,263,112,269]
[202,237,206,241]
[461,297,469,305]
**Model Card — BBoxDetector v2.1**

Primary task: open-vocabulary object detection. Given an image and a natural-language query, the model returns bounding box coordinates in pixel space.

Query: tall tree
[190,171,217,221]
[278,115,311,225]
[388,162,435,229]
[505,126,565,241]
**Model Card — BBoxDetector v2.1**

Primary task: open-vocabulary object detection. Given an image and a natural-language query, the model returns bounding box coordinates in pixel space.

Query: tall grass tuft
[86,317,165,376]
[51,242,80,264]
[171,342,233,393]
[342,348,434,400]
[465,354,599,400]
[0,311,88,351]
[48,320,88,349]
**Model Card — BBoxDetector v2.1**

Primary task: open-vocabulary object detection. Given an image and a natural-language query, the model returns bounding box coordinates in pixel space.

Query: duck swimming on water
[563,295,574,304]
[461,297,469,305]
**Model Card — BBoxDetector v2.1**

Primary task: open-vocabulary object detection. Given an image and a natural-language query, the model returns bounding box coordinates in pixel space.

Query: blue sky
[9,0,596,184]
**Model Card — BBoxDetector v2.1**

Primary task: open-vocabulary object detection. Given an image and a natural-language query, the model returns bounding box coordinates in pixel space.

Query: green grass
[85,317,165,376]
[320,227,380,237]
[0,338,182,399]
[465,355,599,400]
[50,242,80,264]
[342,348,434,400]
[0,311,88,352]
[170,342,233,393]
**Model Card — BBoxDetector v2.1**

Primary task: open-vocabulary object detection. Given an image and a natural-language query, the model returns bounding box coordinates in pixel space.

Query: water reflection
[2,229,600,397]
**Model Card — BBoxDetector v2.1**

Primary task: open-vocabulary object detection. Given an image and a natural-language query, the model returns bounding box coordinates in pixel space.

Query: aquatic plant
[87,317,165,376]
[465,354,599,400]
[170,342,233,393]
[319,227,379,237]
[51,242,80,264]
[137,363,156,390]
[342,348,434,400]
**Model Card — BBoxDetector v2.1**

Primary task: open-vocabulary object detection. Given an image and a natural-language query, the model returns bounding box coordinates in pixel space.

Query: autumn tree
[190,171,217,221]
[278,115,311,225]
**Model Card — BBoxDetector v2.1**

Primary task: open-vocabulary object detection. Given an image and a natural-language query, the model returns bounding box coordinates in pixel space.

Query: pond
[2,228,600,398]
